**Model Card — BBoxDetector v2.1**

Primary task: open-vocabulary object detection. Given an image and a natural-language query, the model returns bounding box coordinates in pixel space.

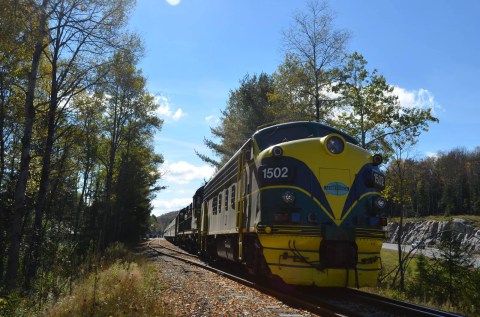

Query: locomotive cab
[251,121,387,287]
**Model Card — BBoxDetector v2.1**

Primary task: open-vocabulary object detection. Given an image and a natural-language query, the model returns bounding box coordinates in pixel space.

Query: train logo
[324,182,350,196]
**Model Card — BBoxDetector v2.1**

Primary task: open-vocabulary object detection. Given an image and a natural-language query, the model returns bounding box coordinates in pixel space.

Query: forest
[0,0,163,295]
[1,0,478,315]
[386,147,480,218]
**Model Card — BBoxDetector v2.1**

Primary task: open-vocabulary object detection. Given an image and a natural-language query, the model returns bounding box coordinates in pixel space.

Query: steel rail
[343,288,464,317]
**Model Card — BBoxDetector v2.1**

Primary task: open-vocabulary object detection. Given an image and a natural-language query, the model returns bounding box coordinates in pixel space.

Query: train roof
[194,185,205,197]
[203,121,358,199]
[253,121,359,149]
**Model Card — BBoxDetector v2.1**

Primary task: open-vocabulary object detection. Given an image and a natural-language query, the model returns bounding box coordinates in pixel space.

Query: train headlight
[307,212,318,223]
[374,197,387,209]
[372,154,383,166]
[272,146,283,157]
[326,135,344,154]
[282,191,295,204]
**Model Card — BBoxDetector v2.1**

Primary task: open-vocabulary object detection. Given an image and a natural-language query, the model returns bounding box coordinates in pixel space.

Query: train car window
[231,185,236,210]
[195,197,201,216]
[225,188,229,211]
[255,126,310,150]
[218,193,222,213]
[213,197,217,215]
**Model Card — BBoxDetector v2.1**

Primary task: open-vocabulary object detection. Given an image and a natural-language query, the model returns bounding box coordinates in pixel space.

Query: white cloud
[155,95,186,121]
[393,87,442,114]
[425,152,439,159]
[172,108,185,120]
[205,115,222,127]
[205,115,216,123]
[160,160,215,185]
[152,197,191,211]
[165,0,181,6]
[152,160,215,215]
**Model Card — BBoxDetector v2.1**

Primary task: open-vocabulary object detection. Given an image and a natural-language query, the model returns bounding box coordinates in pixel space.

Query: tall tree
[269,54,317,122]
[281,0,349,122]
[198,73,275,167]
[383,133,417,291]
[97,41,162,248]
[24,0,134,289]
[437,149,473,216]
[114,144,163,244]
[112,89,162,243]
[334,52,439,157]
[5,0,51,291]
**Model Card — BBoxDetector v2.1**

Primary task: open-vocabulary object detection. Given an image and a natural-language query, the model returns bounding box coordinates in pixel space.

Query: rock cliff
[386,218,480,253]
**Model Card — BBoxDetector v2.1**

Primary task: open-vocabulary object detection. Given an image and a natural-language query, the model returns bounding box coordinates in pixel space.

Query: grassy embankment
[1,243,173,317]
[368,248,468,315]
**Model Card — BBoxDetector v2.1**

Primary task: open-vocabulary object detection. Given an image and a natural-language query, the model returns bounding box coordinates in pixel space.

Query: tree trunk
[0,72,7,281]
[24,83,58,289]
[0,81,5,196]
[5,0,50,291]
[98,140,116,250]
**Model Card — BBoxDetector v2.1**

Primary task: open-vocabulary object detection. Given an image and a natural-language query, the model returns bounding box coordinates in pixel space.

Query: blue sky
[128,0,480,216]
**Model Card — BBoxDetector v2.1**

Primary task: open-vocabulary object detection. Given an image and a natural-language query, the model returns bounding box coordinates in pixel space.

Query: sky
[128,0,480,216]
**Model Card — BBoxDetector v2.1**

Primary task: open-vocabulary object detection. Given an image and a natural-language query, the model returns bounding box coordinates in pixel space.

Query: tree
[269,54,316,122]
[97,42,162,248]
[436,149,469,216]
[333,52,439,157]
[114,144,163,244]
[5,0,51,291]
[199,73,275,167]
[25,0,135,289]
[413,230,475,310]
[281,0,349,122]
[383,138,417,290]
[1,0,159,293]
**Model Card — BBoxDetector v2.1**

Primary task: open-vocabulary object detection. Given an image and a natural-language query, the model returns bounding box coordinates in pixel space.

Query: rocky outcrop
[387,218,480,253]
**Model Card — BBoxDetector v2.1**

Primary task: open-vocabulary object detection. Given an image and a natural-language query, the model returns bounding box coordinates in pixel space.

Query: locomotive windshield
[254,122,358,151]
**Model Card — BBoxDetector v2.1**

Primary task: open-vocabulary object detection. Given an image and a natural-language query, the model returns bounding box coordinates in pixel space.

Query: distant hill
[154,211,177,234]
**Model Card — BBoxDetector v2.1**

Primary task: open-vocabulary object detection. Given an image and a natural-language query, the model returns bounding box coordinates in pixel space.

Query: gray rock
[386,218,480,253]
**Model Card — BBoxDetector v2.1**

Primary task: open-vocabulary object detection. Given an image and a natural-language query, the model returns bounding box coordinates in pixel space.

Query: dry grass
[38,255,172,317]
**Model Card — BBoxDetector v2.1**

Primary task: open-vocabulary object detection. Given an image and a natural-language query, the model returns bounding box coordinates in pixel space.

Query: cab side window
[218,193,222,213]
[231,185,236,210]
[225,189,229,211]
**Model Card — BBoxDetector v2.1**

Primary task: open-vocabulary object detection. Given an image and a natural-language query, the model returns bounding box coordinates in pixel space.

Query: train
[164,121,387,287]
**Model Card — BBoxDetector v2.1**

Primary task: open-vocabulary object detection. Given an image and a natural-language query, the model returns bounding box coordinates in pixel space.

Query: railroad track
[147,239,463,317]
[147,239,340,317]
[298,287,463,317]
[343,288,462,317]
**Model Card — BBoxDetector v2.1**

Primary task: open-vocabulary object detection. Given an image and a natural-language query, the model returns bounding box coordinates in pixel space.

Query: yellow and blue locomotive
[167,121,387,287]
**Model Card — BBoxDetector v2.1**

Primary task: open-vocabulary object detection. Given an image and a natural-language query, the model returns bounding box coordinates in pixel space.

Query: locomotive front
[253,122,387,287]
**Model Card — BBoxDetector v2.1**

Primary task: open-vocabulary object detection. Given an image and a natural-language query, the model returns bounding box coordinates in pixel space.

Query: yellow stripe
[340,191,379,220]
